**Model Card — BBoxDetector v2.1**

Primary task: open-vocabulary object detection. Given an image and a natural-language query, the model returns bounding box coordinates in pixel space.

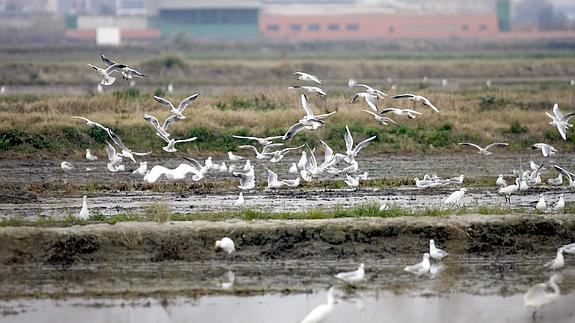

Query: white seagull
[362,110,400,126]
[344,125,377,163]
[524,274,562,319]
[544,248,565,270]
[546,103,575,140]
[335,263,365,284]
[215,237,235,254]
[444,188,467,205]
[269,145,305,163]
[429,239,448,261]
[155,131,197,153]
[561,242,575,254]
[233,168,255,190]
[232,135,283,146]
[132,162,148,176]
[143,113,181,138]
[294,71,322,84]
[288,85,326,97]
[496,175,507,187]
[531,143,557,157]
[355,83,387,99]
[547,173,563,186]
[392,94,439,113]
[239,143,283,160]
[78,195,89,220]
[85,149,98,161]
[404,253,431,276]
[536,194,546,211]
[380,108,422,119]
[283,95,336,140]
[344,174,360,189]
[88,63,126,86]
[351,92,379,112]
[458,142,509,156]
[554,194,565,213]
[228,151,244,161]
[553,164,575,188]
[266,168,285,189]
[153,93,199,119]
[234,192,245,206]
[101,54,146,80]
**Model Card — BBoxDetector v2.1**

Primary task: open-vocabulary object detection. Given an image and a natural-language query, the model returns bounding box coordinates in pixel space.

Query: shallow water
[1,256,575,323]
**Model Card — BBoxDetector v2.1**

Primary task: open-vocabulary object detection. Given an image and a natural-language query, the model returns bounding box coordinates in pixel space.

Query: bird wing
[100,54,117,66]
[301,94,315,118]
[283,122,306,140]
[320,139,334,162]
[266,168,279,183]
[315,111,336,120]
[422,97,439,113]
[153,95,176,110]
[182,156,203,169]
[174,137,197,144]
[88,64,100,72]
[104,63,127,74]
[161,114,180,132]
[553,103,564,119]
[352,136,377,156]
[365,95,378,112]
[126,67,146,77]
[484,142,509,150]
[233,135,257,141]
[280,145,305,154]
[355,83,371,90]
[379,108,398,115]
[262,143,284,153]
[392,94,416,99]
[350,93,361,103]
[458,143,483,151]
[404,109,422,115]
[344,125,354,152]
[362,109,379,118]
[381,116,400,126]
[72,116,109,131]
[553,164,575,181]
[105,141,117,161]
[177,93,200,113]
[264,135,284,141]
[288,85,302,90]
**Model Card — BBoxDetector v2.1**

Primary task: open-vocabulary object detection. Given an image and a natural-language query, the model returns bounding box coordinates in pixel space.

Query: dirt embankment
[1,214,573,267]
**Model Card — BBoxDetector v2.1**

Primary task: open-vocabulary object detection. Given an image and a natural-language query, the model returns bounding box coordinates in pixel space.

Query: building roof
[158,0,262,10]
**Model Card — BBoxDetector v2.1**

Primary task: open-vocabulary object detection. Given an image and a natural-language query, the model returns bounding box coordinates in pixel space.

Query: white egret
[215,237,235,254]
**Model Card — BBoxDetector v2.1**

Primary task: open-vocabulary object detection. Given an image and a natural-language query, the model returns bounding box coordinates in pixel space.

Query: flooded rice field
[0,153,573,219]
[1,255,574,323]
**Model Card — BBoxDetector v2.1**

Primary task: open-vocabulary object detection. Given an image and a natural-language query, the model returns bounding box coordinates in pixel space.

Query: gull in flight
[351,92,379,112]
[544,248,565,270]
[154,131,197,152]
[404,253,431,276]
[144,113,181,139]
[392,94,439,113]
[546,103,575,140]
[380,108,422,119]
[299,287,335,323]
[233,192,245,206]
[344,125,376,163]
[362,110,400,126]
[444,188,467,205]
[101,54,146,80]
[524,274,563,319]
[458,142,509,156]
[78,195,89,220]
[85,149,98,161]
[73,116,151,163]
[335,263,365,284]
[269,145,305,163]
[553,164,575,188]
[61,161,74,171]
[288,85,326,97]
[153,93,199,119]
[233,167,255,190]
[239,143,283,160]
[215,237,235,254]
[531,143,557,157]
[105,142,124,172]
[429,239,448,261]
[232,135,283,146]
[294,71,322,84]
[355,83,387,99]
[266,168,285,189]
[88,63,126,86]
[283,94,336,140]
[530,160,545,171]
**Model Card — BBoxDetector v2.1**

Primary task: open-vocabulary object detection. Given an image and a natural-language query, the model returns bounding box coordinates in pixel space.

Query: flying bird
[458,142,509,156]
[288,85,326,97]
[354,83,387,99]
[101,54,146,80]
[153,93,199,119]
[531,143,557,157]
[392,94,439,113]
[88,63,126,86]
[344,125,376,163]
[283,94,335,140]
[546,103,575,140]
[362,110,400,126]
[294,71,322,84]
[232,135,283,146]
[351,92,379,112]
[380,108,422,119]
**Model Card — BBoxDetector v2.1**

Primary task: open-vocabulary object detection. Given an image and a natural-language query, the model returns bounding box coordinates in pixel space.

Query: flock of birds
[53,54,575,321]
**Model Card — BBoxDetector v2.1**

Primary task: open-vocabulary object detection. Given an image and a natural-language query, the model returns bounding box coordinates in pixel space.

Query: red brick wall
[260,14,500,40]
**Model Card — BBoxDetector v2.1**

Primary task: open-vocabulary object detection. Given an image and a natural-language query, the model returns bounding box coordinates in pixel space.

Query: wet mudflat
[0,154,573,219]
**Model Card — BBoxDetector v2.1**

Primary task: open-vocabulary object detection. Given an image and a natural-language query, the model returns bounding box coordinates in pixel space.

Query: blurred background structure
[0,0,574,45]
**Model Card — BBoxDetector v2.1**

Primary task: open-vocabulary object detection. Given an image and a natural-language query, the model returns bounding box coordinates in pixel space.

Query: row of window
[266,23,488,33]
[266,23,359,32]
